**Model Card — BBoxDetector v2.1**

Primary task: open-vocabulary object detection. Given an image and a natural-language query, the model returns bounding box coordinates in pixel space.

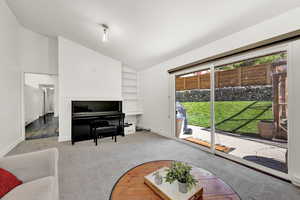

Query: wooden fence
[176,64,272,91]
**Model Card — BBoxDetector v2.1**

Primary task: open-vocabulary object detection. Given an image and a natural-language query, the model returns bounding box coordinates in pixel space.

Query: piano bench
[93,125,118,146]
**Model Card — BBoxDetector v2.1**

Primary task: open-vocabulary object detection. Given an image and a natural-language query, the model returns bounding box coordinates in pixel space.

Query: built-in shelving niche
[122,66,142,135]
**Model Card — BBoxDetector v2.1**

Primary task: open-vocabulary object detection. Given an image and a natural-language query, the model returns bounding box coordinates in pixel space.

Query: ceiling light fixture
[101,24,109,42]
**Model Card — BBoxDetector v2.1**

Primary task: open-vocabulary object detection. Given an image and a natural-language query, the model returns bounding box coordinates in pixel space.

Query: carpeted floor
[7,132,300,200]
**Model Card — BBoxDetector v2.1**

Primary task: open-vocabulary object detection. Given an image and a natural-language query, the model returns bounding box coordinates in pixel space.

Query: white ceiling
[6,0,300,69]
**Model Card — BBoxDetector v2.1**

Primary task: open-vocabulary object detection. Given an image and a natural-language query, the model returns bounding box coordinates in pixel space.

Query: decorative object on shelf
[164,161,198,193]
[153,171,163,185]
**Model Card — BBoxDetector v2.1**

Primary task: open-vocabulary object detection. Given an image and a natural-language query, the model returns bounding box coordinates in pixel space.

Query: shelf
[123,77,137,81]
[125,111,143,116]
[123,91,137,94]
[122,67,140,117]
[122,71,136,75]
[123,98,138,101]
[123,99,138,101]
[123,85,137,88]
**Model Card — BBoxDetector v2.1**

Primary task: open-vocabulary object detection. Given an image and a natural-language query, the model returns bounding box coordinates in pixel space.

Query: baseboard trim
[292,175,300,187]
[58,136,70,142]
[0,137,24,157]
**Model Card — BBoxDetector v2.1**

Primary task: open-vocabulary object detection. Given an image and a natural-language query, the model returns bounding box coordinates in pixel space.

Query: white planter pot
[178,181,188,193]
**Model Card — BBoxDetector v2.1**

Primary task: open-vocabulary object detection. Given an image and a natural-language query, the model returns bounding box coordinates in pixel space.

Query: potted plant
[258,120,274,139]
[165,162,198,193]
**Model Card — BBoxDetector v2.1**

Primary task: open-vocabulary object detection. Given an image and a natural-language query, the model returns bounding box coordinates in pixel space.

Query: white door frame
[170,43,291,180]
[21,71,59,141]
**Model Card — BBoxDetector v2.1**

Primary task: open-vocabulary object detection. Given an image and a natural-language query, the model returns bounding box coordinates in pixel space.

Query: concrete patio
[180,125,288,173]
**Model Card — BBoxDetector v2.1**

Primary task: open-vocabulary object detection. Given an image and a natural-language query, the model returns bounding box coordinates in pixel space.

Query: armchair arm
[0,148,58,183]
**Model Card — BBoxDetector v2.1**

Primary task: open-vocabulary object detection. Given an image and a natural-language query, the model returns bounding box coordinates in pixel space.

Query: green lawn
[181,101,273,135]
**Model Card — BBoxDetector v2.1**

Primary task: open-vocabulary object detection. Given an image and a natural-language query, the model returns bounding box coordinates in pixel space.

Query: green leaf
[164,162,198,191]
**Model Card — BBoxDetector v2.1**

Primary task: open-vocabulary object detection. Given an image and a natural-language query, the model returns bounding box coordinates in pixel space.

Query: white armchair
[0,148,59,200]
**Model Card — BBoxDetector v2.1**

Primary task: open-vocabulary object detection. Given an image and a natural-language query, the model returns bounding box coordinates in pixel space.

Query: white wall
[19,27,58,75]
[18,26,59,140]
[0,0,59,156]
[24,87,55,125]
[0,0,22,156]
[58,37,122,141]
[53,77,59,117]
[24,85,43,124]
[46,88,55,113]
[24,73,58,124]
[25,73,58,116]
[25,73,57,88]
[139,7,300,185]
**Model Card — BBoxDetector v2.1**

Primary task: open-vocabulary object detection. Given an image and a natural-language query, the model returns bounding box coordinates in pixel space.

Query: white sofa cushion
[2,176,55,200]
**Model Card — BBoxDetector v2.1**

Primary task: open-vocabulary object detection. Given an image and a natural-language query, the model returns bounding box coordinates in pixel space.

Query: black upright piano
[71,101,125,145]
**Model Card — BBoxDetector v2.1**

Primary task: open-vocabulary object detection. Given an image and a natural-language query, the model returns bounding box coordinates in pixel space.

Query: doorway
[23,73,59,140]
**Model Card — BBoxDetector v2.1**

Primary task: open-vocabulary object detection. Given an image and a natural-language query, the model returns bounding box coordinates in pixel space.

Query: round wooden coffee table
[110,160,240,200]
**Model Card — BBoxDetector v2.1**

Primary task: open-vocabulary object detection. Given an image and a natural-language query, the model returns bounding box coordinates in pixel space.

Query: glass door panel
[175,68,212,150]
[214,52,288,173]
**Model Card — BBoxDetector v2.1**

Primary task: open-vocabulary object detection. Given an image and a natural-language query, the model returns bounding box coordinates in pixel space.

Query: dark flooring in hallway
[25,113,59,140]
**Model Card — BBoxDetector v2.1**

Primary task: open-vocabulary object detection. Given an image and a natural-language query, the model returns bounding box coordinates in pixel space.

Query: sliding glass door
[175,68,212,150]
[214,52,288,174]
[174,45,289,179]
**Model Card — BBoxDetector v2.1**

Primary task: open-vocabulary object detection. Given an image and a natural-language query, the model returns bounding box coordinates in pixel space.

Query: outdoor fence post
[237,67,242,86]
[215,71,219,88]
[266,64,272,85]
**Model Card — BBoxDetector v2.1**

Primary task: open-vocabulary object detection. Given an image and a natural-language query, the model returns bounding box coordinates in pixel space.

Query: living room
[1,0,300,200]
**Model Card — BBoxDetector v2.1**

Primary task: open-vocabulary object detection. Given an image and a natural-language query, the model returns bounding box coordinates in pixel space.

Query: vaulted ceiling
[6,0,300,69]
